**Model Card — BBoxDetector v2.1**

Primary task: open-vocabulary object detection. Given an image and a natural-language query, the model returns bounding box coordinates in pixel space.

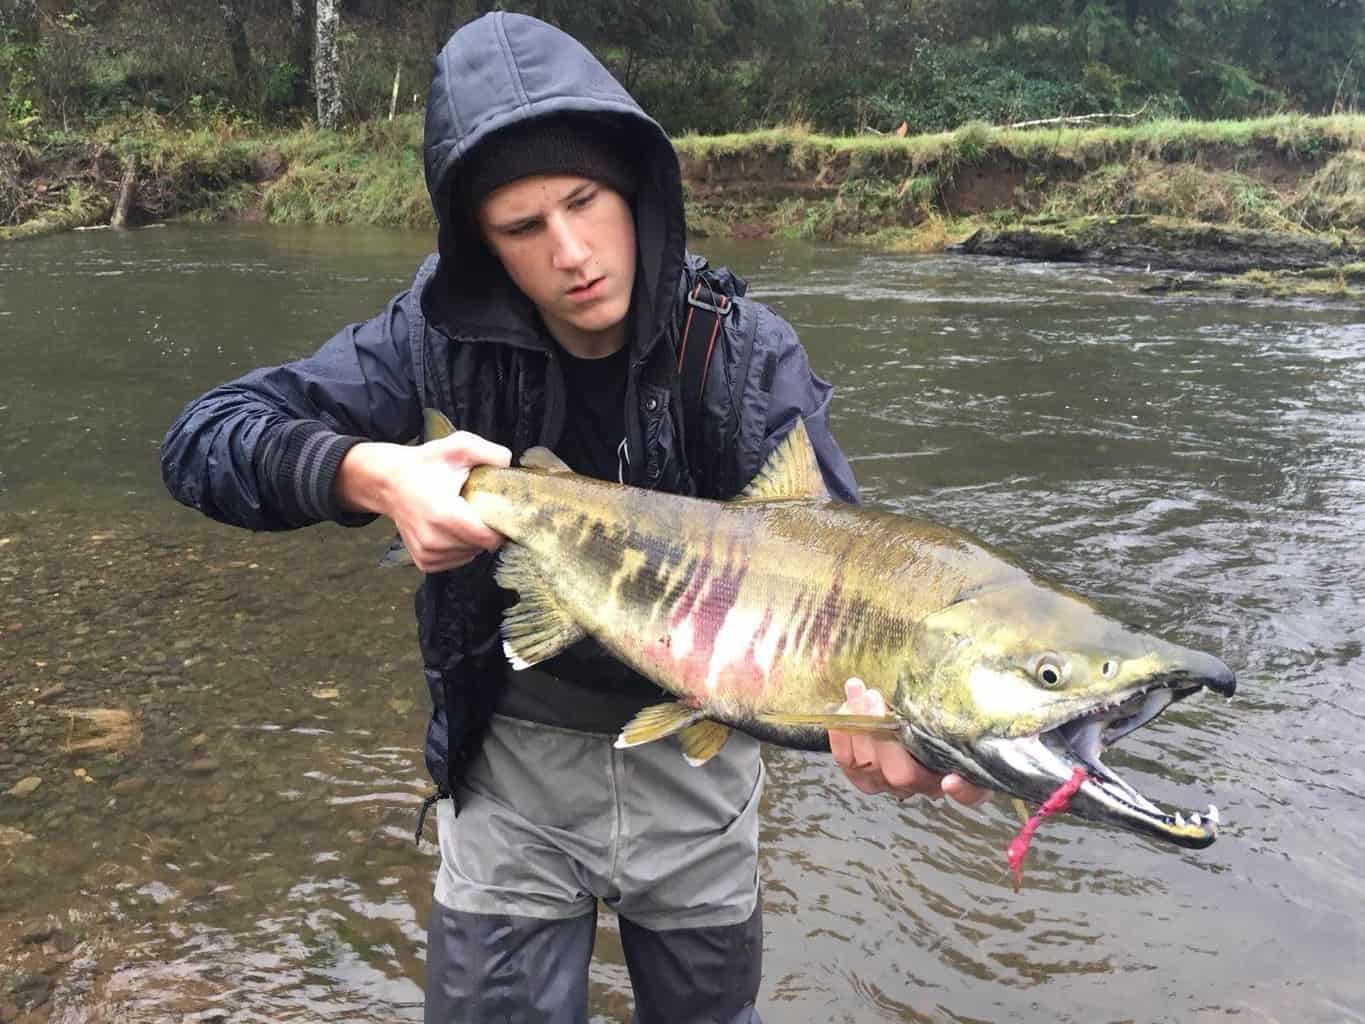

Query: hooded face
[424,14,683,362]
[477,173,638,358]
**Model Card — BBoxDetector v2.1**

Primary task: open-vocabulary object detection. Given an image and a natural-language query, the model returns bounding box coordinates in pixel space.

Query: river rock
[20,923,55,945]
[6,776,42,798]
[187,758,220,775]
[7,973,50,1010]
[0,826,36,846]
[951,218,1365,275]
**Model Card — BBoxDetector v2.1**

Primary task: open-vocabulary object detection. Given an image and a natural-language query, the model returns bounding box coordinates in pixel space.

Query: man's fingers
[942,774,993,807]
[435,431,512,469]
[875,740,928,793]
[848,730,879,772]
[446,510,504,551]
[832,679,994,806]
[843,677,867,706]
[829,728,855,770]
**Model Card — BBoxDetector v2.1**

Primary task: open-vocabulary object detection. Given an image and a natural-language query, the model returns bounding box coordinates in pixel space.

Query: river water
[1,225,1362,1023]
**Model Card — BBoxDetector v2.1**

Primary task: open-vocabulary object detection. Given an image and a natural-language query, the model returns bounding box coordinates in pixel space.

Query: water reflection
[2,227,1363,1022]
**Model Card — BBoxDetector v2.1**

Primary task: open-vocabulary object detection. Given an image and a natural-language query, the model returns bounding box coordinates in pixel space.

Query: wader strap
[677,281,732,477]
[415,787,451,845]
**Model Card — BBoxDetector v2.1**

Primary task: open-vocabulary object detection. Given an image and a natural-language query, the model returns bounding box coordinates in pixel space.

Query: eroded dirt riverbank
[4,115,1363,298]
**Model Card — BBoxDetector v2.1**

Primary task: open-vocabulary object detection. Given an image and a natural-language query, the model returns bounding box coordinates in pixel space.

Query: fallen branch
[1004,104,1150,130]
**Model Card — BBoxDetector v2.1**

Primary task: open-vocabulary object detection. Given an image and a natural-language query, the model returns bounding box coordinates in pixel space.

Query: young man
[161,13,987,1022]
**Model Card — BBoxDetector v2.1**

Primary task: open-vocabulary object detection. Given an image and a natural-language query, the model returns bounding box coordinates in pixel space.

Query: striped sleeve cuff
[262,421,376,528]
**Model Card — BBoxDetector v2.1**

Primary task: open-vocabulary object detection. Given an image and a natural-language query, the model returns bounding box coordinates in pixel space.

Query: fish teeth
[1174,812,1186,827]
[1208,804,1221,825]
[1191,812,1203,826]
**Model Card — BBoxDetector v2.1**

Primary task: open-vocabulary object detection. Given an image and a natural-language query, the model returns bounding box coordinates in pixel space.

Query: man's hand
[830,678,992,806]
[337,431,512,572]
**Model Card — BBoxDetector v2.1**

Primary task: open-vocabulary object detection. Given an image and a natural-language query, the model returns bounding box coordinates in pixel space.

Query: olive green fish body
[464,459,1046,744]
[400,411,1237,850]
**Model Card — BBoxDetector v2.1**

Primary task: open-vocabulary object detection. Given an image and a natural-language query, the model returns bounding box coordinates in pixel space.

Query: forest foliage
[0,0,1362,141]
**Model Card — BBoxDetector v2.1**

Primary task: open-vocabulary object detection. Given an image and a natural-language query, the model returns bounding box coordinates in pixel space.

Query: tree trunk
[111,154,140,230]
[217,0,252,83]
[11,0,40,42]
[315,0,342,131]
[289,0,313,106]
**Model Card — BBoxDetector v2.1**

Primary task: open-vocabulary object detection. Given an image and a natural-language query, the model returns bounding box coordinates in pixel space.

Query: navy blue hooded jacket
[161,13,859,795]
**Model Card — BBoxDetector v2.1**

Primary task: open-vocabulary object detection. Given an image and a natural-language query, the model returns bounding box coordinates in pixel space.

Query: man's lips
[566,276,606,301]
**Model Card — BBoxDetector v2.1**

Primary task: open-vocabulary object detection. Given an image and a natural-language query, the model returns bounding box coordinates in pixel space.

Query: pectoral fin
[616,701,705,750]
[495,547,585,669]
[755,711,902,735]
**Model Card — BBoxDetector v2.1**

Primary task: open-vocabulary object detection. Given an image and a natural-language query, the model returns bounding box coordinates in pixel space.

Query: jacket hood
[423,12,685,356]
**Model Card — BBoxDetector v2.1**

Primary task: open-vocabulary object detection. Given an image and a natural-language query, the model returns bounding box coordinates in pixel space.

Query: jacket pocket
[640,382,676,488]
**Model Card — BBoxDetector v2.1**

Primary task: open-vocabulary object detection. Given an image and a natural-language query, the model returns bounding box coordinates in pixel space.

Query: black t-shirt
[554,343,629,482]
[496,340,671,732]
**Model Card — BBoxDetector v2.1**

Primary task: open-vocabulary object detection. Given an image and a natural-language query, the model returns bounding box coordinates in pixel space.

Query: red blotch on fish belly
[725,604,775,697]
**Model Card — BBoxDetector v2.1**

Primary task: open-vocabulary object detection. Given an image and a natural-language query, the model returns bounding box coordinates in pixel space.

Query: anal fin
[495,546,586,669]
[679,721,731,766]
[616,701,705,750]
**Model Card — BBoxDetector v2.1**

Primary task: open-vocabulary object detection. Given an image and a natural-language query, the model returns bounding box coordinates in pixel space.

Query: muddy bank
[4,115,1364,296]
[1139,262,1365,301]
[949,216,1365,274]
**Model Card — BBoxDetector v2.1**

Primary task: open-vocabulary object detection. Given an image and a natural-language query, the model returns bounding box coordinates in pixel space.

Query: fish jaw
[923,657,1235,848]
[977,731,1221,849]
[896,583,1237,848]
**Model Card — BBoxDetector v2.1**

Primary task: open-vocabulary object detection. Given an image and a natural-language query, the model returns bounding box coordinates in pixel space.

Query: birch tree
[315,0,341,130]
[217,0,251,83]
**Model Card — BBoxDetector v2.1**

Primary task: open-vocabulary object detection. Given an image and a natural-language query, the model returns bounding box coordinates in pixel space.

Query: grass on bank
[674,113,1365,173]
[1194,262,1365,300]
[6,112,435,229]
[3,113,1364,252]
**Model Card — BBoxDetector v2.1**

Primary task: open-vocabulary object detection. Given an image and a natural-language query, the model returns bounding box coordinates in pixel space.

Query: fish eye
[1031,653,1069,688]
[1101,659,1120,679]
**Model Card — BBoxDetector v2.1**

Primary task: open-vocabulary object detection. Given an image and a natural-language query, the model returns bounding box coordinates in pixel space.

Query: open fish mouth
[1032,672,1236,848]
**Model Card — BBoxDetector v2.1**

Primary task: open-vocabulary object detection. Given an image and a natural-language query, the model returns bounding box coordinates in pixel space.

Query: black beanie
[460,115,638,211]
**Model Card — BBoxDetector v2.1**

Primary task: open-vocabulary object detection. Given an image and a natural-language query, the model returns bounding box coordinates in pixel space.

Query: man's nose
[549,216,589,270]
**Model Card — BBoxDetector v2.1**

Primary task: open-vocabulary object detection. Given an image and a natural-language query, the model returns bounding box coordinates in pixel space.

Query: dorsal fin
[738,419,828,501]
[423,408,457,442]
[521,447,573,474]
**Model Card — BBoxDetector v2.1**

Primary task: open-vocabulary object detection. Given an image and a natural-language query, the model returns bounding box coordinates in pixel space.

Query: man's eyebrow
[488,182,597,232]
[489,211,541,232]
